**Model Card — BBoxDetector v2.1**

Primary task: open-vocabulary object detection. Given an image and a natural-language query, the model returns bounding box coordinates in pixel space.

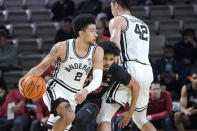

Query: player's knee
[75,113,86,123]
[57,103,75,123]
[133,116,148,129]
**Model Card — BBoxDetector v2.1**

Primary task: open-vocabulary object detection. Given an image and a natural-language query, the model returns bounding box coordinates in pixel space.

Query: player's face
[111,2,118,17]
[83,24,97,45]
[103,54,114,71]
[191,74,197,88]
[150,84,161,99]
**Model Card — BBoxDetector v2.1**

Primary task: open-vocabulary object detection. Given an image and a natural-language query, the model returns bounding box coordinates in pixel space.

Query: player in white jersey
[97,0,157,131]
[18,14,104,131]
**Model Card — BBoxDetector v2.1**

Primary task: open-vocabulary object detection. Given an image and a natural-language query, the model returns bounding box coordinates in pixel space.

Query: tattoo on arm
[50,45,58,54]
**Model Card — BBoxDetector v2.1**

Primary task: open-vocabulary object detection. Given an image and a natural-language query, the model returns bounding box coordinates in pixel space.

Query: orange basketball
[21,75,46,99]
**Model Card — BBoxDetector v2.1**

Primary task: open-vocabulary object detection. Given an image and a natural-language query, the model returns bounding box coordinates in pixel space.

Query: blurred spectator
[137,0,153,6]
[0,29,20,78]
[51,0,75,21]
[103,6,113,21]
[96,12,110,37]
[54,17,75,43]
[96,20,109,44]
[174,28,197,65]
[0,25,10,39]
[30,97,49,131]
[77,0,102,15]
[137,0,172,5]
[147,81,173,131]
[153,45,185,99]
[174,66,197,131]
[0,84,30,131]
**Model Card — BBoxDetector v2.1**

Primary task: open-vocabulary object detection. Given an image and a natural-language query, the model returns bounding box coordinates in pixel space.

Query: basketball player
[97,0,157,131]
[18,14,104,131]
[73,41,139,131]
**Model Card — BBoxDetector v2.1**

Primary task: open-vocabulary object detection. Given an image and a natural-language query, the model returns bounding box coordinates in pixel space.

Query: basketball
[21,75,46,99]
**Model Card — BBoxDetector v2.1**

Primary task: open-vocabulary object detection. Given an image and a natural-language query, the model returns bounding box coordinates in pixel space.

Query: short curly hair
[98,41,120,56]
[72,14,96,37]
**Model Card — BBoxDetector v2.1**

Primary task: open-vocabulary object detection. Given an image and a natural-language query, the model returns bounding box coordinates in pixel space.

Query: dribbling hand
[74,88,88,104]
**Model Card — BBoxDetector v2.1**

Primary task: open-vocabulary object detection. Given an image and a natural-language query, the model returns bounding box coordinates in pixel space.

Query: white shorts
[125,61,153,111]
[125,61,153,129]
[43,79,77,130]
[96,98,121,124]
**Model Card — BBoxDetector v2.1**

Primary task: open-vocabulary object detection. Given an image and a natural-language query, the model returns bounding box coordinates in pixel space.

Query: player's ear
[79,30,84,37]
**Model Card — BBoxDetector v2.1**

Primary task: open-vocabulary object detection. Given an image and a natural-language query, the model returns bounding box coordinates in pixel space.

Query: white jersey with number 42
[120,15,150,65]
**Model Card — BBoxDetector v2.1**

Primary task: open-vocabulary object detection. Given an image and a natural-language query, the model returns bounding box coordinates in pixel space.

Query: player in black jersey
[71,41,139,131]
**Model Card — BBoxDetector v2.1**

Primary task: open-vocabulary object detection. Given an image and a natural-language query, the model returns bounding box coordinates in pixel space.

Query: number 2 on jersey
[74,72,83,81]
[134,24,148,41]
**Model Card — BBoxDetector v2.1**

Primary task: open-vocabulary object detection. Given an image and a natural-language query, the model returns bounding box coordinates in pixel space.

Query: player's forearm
[25,64,49,77]
[85,69,103,93]
[180,106,187,113]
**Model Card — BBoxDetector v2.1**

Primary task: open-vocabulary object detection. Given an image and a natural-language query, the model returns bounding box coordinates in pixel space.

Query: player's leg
[52,101,75,131]
[127,62,156,131]
[74,103,99,131]
[141,122,157,131]
[96,100,121,131]
[174,112,191,131]
[132,109,157,131]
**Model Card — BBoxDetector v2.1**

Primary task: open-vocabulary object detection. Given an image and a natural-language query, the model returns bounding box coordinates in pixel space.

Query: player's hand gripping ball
[20,75,46,99]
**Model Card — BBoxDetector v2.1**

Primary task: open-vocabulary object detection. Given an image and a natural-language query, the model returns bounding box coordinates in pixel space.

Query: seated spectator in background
[54,17,75,43]
[77,0,102,15]
[174,28,197,66]
[153,45,185,99]
[0,30,20,70]
[137,0,153,6]
[0,25,10,38]
[0,82,30,131]
[30,97,50,131]
[51,0,75,21]
[96,12,110,37]
[96,20,109,44]
[137,0,172,5]
[0,78,9,131]
[147,81,173,131]
[174,66,197,131]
